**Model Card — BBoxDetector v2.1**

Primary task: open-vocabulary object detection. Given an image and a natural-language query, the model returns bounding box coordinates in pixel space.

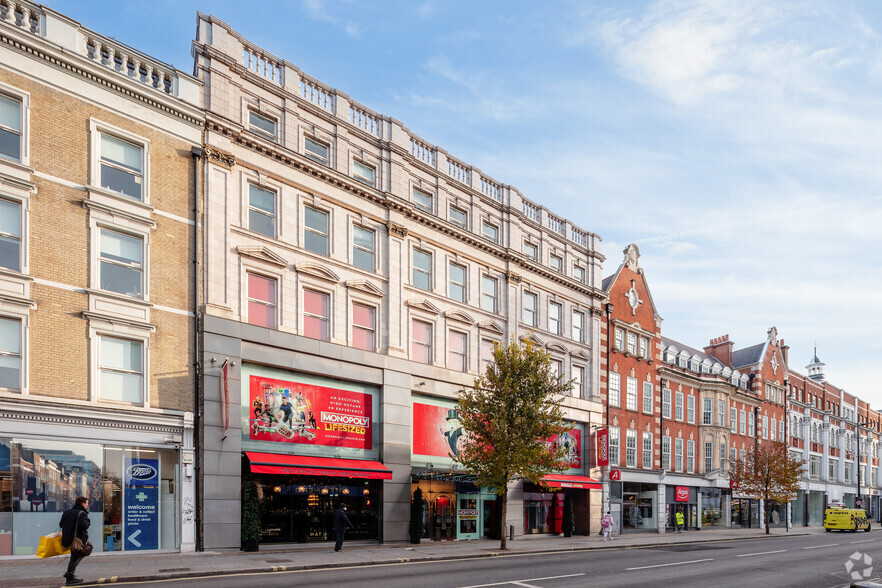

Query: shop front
[700,487,730,527]
[731,496,760,528]
[622,482,658,532]
[241,366,386,544]
[665,485,697,530]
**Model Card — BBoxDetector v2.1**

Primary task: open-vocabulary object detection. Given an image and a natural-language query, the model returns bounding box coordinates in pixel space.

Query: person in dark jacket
[332,503,353,552]
[59,496,90,586]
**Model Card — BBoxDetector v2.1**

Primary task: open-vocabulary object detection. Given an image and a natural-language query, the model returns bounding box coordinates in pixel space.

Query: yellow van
[824,508,871,532]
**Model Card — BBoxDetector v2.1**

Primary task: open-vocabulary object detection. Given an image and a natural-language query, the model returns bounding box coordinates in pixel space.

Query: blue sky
[50,0,882,405]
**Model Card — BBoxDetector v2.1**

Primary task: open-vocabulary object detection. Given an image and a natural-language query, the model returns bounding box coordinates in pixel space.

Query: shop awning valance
[540,474,602,489]
[245,452,393,480]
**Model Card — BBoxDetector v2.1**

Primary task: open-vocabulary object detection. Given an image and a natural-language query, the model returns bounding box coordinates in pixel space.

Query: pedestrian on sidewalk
[59,496,91,586]
[675,509,684,533]
[332,503,354,552]
[600,511,613,541]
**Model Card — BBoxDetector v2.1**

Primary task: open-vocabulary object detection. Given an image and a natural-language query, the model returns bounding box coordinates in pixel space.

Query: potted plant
[562,493,575,537]
[410,488,424,544]
[241,480,261,552]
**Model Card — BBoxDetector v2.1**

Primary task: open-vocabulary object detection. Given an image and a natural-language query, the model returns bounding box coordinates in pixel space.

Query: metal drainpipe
[191,145,203,551]
[605,303,613,517]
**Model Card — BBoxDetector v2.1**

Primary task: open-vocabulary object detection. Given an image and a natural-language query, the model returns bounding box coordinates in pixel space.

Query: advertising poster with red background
[249,375,372,449]
[412,401,582,470]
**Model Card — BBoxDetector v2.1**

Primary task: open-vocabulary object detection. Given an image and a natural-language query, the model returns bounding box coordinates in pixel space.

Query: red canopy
[245,452,393,480]
[540,474,602,489]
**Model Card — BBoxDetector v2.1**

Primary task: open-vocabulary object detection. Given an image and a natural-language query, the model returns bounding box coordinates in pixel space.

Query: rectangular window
[248,184,276,237]
[572,310,584,342]
[845,462,853,484]
[100,133,143,200]
[609,372,621,407]
[550,254,562,272]
[614,328,624,350]
[642,433,653,468]
[247,273,277,328]
[687,395,695,423]
[351,225,375,272]
[0,317,21,389]
[705,441,713,472]
[572,365,584,398]
[481,221,499,243]
[551,358,563,382]
[248,110,277,139]
[449,206,468,229]
[412,249,432,291]
[675,391,684,421]
[304,206,329,255]
[523,241,538,261]
[549,301,561,334]
[352,302,375,351]
[481,275,498,313]
[303,289,330,340]
[779,419,785,442]
[626,377,638,411]
[662,388,671,419]
[626,429,637,468]
[771,417,777,442]
[480,339,495,373]
[626,332,637,354]
[413,188,433,213]
[675,438,683,471]
[762,415,769,439]
[412,319,432,364]
[0,94,22,162]
[0,198,22,271]
[731,405,737,433]
[703,398,713,425]
[643,382,653,414]
[449,262,466,302]
[829,459,838,481]
[352,160,376,186]
[304,137,329,165]
[523,291,537,326]
[638,337,646,358]
[718,400,726,426]
[573,266,585,283]
[661,436,671,470]
[687,440,695,473]
[731,447,737,464]
[720,442,726,470]
[740,409,746,435]
[748,412,755,437]
[448,330,467,371]
[609,427,620,467]
[809,455,820,479]
[99,336,143,404]
[99,229,143,298]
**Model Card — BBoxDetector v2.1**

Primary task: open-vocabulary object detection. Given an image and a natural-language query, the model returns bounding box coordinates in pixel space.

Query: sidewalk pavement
[0,526,823,588]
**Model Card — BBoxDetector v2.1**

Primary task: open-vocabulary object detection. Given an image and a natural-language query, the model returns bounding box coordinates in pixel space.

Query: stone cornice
[0,395,186,433]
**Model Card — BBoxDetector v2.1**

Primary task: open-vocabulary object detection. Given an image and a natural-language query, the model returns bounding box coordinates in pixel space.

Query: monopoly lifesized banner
[413,402,465,458]
[249,375,372,449]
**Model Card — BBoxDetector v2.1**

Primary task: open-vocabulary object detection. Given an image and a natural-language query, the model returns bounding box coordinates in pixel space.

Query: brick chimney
[780,340,789,367]
[704,334,734,366]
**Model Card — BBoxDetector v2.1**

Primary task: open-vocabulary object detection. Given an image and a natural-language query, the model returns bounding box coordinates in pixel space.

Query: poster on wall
[123,458,159,551]
[413,402,465,458]
[248,375,373,449]
[546,427,582,470]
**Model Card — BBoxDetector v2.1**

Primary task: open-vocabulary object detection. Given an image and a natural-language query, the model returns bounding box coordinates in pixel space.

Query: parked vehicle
[824,508,871,533]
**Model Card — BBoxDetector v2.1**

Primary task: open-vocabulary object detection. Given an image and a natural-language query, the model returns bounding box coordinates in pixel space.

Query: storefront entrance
[731,498,759,528]
[456,494,479,540]
[622,483,657,531]
[250,475,380,543]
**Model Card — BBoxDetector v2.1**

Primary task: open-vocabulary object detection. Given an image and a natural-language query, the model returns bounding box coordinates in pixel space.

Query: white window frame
[662,388,671,418]
[703,397,713,425]
[247,183,277,238]
[95,226,147,300]
[351,301,376,351]
[687,439,695,473]
[0,83,29,165]
[740,409,746,435]
[0,314,25,392]
[302,288,331,341]
[609,426,620,467]
[626,377,638,411]
[548,301,562,335]
[303,205,330,256]
[449,205,468,229]
[248,109,278,140]
[705,441,713,473]
[626,332,637,354]
[609,372,621,407]
[675,438,683,472]
[572,310,584,343]
[731,405,737,433]
[481,221,499,243]
[523,241,538,261]
[447,329,468,372]
[246,272,278,329]
[411,318,433,364]
[304,136,330,165]
[523,291,537,326]
[718,400,726,427]
[643,382,653,414]
[90,119,149,203]
[549,254,562,272]
[481,275,498,314]
[626,429,637,468]
[675,391,684,421]
[412,248,432,291]
[573,265,585,283]
[687,395,695,423]
[97,334,146,406]
[572,365,585,398]
[642,432,653,469]
[448,261,467,303]
[0,196,25,274]
[614,327,624,350]
[352,159,376,187]
[662,436,671,470]
[413,187,433,213]
[352,224,376,272]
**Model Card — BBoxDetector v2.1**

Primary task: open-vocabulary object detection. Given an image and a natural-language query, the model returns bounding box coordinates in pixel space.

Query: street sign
[609,469,621,481]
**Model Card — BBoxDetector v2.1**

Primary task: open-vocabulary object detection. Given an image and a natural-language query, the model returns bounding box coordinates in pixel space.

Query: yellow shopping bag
[36,532,69,559]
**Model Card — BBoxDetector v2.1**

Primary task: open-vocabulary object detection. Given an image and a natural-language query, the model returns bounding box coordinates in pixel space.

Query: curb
[78,532,812,586]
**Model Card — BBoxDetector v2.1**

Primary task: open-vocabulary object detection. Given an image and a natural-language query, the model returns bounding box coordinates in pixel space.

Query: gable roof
[731,342,765,369]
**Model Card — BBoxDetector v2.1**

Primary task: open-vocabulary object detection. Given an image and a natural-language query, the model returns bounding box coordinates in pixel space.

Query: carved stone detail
[505,271,522,284]
[386,221,408,238]
[204,146,236,169]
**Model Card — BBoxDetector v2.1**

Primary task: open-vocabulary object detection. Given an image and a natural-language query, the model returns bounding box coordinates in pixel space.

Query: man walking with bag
[60,496,91,586]
[600,511,613,541]
[332,503,354,552]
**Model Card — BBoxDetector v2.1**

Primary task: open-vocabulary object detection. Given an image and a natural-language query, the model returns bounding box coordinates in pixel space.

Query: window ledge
[85,185,156,228]
[0,157,35,188]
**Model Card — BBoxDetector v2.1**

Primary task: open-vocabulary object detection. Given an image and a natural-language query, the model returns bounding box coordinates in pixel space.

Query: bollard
[509,524,514,541]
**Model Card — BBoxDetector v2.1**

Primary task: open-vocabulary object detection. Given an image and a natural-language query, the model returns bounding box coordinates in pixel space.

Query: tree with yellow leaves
[729,441,805,534]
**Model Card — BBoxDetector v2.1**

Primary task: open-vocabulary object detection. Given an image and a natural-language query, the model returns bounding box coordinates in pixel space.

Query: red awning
[245,452,393,480]
[540,474,602,489]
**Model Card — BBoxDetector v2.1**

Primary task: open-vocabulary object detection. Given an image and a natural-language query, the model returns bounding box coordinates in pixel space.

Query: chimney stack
[704,334,734,366]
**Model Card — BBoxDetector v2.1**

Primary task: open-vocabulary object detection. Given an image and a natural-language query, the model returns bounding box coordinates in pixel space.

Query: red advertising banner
[413,403,465,458]
[675,486,689,502]
[248,375,372,449]
[547,428,582,470]
[596,428,609,467]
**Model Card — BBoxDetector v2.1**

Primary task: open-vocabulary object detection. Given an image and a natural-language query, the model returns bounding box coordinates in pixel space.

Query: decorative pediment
[570,349,591,360]
[444,309,475,324]
[519,332,544,347]
[294,262,340,282]
[546,342,569,354]
[345,279,384,297]
[406,298,441,315]
[479,320,505,335]
[237,246,288,268]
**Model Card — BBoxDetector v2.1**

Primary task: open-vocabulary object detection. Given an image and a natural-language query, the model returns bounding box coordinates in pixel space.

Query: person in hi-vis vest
[675,509,685,533]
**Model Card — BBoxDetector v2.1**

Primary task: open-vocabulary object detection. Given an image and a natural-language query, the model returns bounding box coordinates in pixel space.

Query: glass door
[456,494,479,540]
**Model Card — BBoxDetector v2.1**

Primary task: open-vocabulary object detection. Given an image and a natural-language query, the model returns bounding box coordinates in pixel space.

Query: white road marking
[803,544,839,549]
[460,574,585,588]
[736,549,787,558]
[626,558,714,571]
[850,539,875,544]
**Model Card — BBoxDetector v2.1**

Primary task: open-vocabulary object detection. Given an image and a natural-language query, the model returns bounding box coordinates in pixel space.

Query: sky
[49,0,882,405]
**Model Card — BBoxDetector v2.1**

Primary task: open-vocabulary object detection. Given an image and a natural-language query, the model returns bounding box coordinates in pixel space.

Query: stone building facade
[192,12,606,548]
[0,0,202,554]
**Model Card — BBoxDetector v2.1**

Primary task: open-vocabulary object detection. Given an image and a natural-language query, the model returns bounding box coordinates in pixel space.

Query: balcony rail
[522,200,541,223]
[1,0,40,33]
[447,157,470,185]
[242,44,283,85]
[84,35,176,95]
[480,177,501,201]
[547,213,564,235]
[301,77,335,113]
[571,227,588,247]
[350,104,380,137]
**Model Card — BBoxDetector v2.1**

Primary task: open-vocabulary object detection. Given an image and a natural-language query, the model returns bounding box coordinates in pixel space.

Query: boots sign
[124,458,159,550]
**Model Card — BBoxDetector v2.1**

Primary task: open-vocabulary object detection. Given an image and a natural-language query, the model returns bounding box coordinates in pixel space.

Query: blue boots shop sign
[124,458,159,550]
